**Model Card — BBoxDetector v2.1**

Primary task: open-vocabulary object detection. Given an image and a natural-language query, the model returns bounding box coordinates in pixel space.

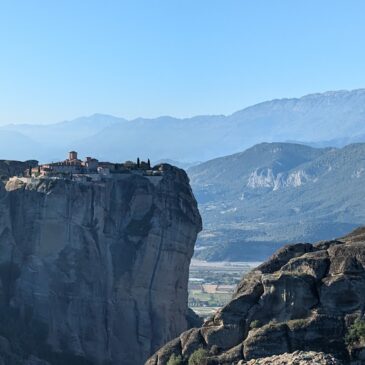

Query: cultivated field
[188,260,261,318]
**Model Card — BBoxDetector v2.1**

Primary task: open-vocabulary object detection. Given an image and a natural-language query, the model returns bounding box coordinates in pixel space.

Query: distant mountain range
[2,88,365,162]
[188,142,365,261]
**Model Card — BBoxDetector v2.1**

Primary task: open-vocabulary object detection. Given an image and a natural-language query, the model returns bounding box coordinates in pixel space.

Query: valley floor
[188,260,260,318]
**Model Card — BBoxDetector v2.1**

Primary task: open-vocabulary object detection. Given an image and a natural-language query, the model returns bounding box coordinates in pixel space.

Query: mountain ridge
[1,88,365,162]
[5,88,365,127]
[188,142,365,261]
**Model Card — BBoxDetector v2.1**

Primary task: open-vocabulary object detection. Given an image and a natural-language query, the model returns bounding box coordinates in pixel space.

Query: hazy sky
[1,0,365,124]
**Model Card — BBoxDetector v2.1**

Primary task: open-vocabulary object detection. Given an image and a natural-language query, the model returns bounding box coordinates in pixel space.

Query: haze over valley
[4,89,365,262]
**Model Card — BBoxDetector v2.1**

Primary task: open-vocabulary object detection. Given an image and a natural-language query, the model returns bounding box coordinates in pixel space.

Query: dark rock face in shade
[147,227,365,365]
[0,163,202,365]
[0,159,38,180]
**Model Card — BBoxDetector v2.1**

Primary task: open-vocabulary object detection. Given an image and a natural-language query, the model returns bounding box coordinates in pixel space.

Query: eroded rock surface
[242,351,342,365]
[148,227,365,364]
[0,163,201,365]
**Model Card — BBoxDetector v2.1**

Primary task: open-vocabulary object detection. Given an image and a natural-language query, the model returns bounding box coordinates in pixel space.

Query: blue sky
[1,0,365,124]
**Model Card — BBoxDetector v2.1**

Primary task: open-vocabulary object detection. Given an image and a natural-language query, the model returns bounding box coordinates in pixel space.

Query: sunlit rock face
[241,351,342,365]
[147,227,365,365]
[0,163,202,365]
[246,168,312,190]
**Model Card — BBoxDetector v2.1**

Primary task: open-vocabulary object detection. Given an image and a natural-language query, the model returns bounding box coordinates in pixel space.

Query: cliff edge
[148,227,365,364]
[0,163,202,365]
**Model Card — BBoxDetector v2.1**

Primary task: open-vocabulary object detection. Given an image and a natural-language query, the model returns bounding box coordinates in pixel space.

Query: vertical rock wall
[0,165,201,365]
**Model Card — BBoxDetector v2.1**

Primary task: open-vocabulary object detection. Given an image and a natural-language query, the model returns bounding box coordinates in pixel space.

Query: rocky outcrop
[0,163,202,365]
[147,227,365,364]
[246,168,312,191]
[242,351,342,365]
[0,159,37,180]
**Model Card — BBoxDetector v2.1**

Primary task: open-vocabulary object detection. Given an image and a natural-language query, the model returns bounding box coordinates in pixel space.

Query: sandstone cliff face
[0,164,201,365]
[148,228,365,364]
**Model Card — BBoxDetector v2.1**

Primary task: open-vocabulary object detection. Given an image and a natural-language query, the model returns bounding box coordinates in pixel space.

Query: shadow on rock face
[147,227,365,365]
